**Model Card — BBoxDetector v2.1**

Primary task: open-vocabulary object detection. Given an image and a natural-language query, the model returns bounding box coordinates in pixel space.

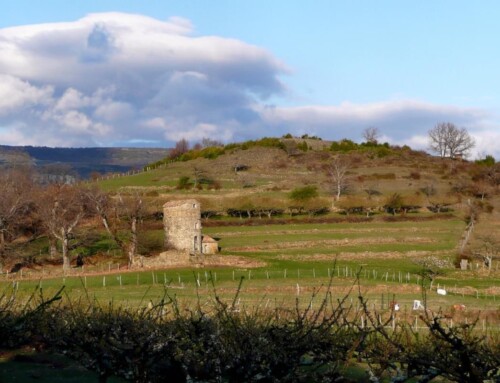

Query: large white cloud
[0,12,287,146]
[0,12,498,159]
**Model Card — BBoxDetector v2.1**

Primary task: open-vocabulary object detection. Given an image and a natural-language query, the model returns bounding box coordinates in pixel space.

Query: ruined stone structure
[202,235,219,254]
[163,199,202,254]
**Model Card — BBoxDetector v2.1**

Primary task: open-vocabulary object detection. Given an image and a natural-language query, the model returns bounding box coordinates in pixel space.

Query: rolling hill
[0,145,170,178]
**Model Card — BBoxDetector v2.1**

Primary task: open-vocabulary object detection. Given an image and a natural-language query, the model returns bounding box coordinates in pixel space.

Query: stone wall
[163,199,202,254]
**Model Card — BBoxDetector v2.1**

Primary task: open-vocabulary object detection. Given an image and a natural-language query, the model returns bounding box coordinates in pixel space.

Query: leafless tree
[0,169,34,269]
[116,193,144,267]
[168,138,190,159]
[201,137,223,148]
[38,184,85,271]
[362,127,380,144]
[192,166,207,189]
[326,156,351,202]
[428,122,475,159]
[472,235,499,272]
[84,187,145,267]
[482,162,500,187]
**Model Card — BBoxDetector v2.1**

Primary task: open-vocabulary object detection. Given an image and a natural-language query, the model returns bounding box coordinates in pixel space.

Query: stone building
[163,199,202,254]
[163,199,219,255]
[202,235,219,254]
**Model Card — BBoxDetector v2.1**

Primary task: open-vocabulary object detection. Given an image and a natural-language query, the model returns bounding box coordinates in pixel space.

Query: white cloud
[470,129,500,159]
[54,88,91,111]
[0,75,53,115]
[260,100,489,139]
[0,12,287,147]
[0,12,498,160]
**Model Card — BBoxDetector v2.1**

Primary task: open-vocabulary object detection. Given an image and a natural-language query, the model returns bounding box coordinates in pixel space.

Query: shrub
[475,154,496,166]
[297,140,309,152]
[289,185,318,204]
[176,176,192,190]
[3,281,498,383]
[409,171,421,180]
[384,193,404,215]
[330,139,358,152]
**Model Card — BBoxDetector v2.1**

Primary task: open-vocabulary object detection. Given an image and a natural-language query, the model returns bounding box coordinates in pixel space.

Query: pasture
[2,218,498,328]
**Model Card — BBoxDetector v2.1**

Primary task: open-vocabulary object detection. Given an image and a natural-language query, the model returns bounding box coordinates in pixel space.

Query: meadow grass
[2,218,498,319]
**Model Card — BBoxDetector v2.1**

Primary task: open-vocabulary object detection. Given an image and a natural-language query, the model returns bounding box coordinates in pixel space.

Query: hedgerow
[0,279,498,383]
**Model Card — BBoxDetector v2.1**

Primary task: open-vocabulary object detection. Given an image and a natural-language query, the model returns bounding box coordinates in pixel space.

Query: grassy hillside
[97,138,486,211]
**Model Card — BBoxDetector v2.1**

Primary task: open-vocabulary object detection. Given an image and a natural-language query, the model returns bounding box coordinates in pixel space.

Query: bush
[289,185,318,204]
[384,193,404,215]
[176,176,192,190]
[330,139,358,152]
[409,171,421,180]
[2,282,499,383]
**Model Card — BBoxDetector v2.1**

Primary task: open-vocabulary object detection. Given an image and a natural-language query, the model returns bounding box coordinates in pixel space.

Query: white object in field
[437,288,447,295]
[413,300,424,310]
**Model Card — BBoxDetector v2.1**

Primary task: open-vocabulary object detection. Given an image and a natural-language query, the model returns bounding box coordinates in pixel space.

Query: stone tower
[163,199,202,254]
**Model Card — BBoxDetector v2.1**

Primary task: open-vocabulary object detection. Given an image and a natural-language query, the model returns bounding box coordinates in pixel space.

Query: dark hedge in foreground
[0,281,498,383]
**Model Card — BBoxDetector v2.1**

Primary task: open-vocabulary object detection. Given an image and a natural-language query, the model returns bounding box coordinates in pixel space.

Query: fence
[2,264,497,304]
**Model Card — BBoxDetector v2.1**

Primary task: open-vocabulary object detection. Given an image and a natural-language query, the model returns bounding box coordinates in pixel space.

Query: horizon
[1,2,499,159]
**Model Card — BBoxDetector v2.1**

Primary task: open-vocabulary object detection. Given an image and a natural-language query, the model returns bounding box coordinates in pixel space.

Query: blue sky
[1,1,499,158]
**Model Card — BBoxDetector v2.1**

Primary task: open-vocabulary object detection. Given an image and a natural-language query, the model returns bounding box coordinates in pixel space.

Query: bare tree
[472,235,499,272]
[201,137,223,148]
[116,193,144,267]
[362,127,380,144]
[84,187,145,267]
[38,184,85,271]
[168,138,190,159]
[428,122,475,159]
[0,169,34,269]
[326,156,351,202]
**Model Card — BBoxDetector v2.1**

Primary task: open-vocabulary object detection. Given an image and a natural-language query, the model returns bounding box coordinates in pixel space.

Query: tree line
[0,169,151,273]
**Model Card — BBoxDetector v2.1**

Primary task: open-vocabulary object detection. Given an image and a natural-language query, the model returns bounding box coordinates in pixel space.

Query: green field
[3,218,498,327]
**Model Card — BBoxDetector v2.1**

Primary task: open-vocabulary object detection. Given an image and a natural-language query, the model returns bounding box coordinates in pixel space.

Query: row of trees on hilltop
[157,122,479,165]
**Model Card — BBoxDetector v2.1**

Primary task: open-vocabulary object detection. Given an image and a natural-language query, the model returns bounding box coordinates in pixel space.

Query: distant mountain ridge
[0,145,170,178]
